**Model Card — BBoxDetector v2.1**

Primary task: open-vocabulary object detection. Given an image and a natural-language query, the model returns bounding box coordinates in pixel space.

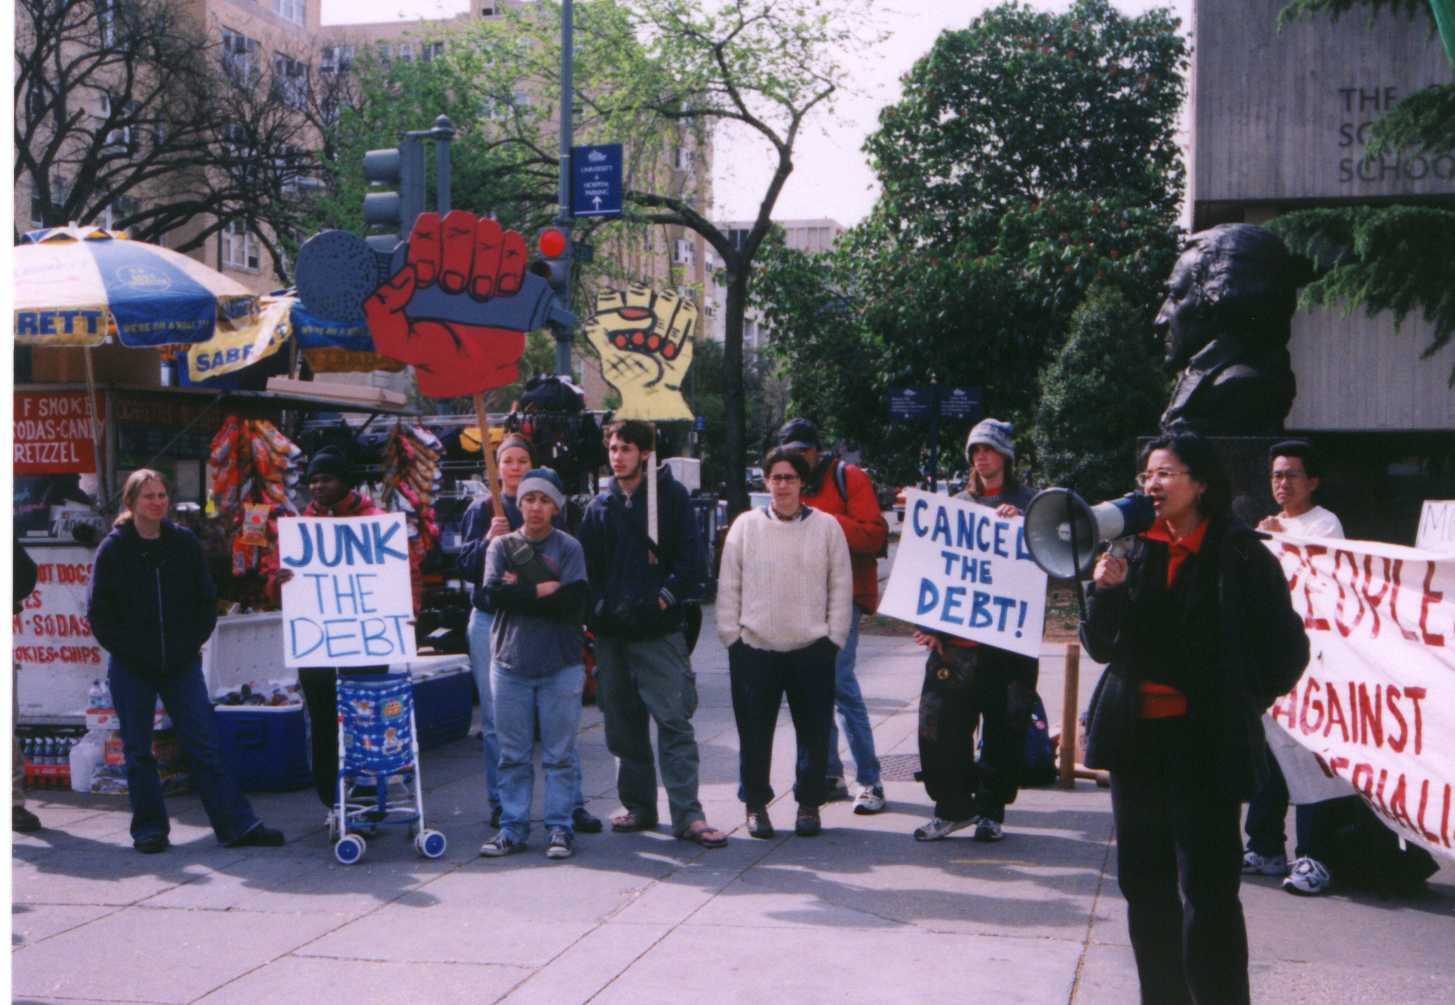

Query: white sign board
[12,546,106,719]
[1264,533,1455,861]
[278,513,416,667]
[877,490,1046,658]
[1416,500,1455,552]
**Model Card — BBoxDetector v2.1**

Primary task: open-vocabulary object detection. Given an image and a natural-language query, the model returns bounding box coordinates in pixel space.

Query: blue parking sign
[571,144,623,218]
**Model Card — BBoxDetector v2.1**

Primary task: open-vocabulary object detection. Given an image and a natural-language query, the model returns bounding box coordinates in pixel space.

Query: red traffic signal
[538,227,568,258]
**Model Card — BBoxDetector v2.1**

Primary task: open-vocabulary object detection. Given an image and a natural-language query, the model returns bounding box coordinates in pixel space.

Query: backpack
[824,459,889,560]
[1020,694,1058,786]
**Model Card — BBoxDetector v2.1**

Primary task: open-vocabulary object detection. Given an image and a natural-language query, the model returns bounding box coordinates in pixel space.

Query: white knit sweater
[716,506,853,652]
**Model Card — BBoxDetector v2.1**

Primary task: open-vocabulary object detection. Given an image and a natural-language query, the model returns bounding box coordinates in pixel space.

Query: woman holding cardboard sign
[1081,432,1308,1005]
[87,469,284,854]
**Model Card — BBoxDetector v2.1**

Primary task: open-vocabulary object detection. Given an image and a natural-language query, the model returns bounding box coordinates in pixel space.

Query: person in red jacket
[263,447,418,809]
[779,419,889,814]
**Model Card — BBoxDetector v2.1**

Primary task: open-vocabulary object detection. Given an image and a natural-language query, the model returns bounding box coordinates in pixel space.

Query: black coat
[1079,515,1308,801]
[87,520,219,678]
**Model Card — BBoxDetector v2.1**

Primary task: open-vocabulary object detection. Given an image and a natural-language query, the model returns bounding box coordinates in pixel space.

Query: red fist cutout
[364,210,528,398]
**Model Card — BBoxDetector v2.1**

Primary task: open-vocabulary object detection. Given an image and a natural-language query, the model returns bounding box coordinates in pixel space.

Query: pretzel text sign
[279,513,416,667]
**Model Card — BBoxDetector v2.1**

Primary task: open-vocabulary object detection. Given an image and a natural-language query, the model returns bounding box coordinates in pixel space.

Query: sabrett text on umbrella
[14,310,105,338]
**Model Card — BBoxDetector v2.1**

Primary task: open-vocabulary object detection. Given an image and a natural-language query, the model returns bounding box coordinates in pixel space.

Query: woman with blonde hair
[87,469,284,854]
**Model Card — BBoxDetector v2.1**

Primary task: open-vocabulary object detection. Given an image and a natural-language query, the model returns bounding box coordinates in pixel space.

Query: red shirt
[1135,518,1209,718]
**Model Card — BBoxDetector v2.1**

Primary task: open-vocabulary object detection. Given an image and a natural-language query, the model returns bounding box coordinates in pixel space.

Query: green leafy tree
[1267,1,1455,378]
[758,0,1187,480]
[1033,285,1169,501]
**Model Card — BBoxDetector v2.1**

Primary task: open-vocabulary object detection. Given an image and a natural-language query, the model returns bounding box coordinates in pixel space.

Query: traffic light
[536,225,573,301]
[362,138,425,252]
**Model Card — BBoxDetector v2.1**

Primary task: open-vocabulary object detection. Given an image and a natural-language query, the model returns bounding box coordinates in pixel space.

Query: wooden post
[1059,642,1080,790]
[472,392,505,520]
[645,423,659,546]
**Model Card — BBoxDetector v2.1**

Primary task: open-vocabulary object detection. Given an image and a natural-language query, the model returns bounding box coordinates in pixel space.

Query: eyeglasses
[1270,471,1306,482]
[768,474,800,484]
[1136,468,1190,489]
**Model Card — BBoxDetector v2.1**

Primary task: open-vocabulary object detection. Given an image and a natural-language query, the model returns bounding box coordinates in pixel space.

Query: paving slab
[298,907,598,969]
[496,923,673,1005]
[194,955,531,1005]
[11,906,341,1003]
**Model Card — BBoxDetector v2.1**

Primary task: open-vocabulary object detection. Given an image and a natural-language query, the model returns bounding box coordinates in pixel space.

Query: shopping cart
[327,673,447,865]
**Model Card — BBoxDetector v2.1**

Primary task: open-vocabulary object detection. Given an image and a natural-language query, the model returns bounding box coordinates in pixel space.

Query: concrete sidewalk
[12,621,1454,1004]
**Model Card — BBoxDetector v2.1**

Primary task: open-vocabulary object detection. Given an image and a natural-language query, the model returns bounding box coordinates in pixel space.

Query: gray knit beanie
[965,418,1015,464]
[516,467,566,510]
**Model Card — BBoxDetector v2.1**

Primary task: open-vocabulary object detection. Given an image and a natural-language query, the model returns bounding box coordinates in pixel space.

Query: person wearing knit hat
[304,446,355,488]
[476,465,592,860]
[458,439,602,836]
[910,415,1039,845]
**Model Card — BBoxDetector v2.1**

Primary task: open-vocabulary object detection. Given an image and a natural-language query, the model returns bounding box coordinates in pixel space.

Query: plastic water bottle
[88,680,105,710]
[97,678,112,710]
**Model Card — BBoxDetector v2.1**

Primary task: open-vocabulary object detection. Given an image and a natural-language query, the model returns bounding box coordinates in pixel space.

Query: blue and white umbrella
[15,225,258,347]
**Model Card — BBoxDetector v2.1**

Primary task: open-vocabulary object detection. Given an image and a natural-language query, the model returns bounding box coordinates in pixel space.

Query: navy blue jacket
[87,520,219,678]
[577,468,705,639]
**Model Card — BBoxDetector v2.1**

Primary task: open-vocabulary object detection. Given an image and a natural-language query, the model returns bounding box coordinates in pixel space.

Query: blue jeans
[795,608,881,789]
[470,609,587,815]
[109,658,260,845]
[492,663,584,842]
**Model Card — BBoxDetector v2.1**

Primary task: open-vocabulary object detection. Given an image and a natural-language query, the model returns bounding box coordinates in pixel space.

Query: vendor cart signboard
[14,391,101,475]
[278,513,417,667]
[13,547,107,720]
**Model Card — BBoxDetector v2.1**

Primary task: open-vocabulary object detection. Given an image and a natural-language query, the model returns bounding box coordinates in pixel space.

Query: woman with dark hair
[87,469,284,854]
[1080,433,1307,1005]
[717,446,852,838]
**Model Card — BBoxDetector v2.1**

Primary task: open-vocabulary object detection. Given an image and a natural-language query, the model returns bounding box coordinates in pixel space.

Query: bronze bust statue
[1158,224,1306,436]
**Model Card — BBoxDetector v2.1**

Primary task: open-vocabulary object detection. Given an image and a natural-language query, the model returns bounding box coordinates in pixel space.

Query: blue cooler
[408,661,473,750]
[214,704,312,792]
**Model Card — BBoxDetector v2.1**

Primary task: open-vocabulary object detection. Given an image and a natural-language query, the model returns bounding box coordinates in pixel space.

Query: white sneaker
[853,784,886,815]
[914,816,976,841]
[973,818,1005,843]
[545,828,574,860]
[1282,856,1331,896]
[1241,850,1288,876]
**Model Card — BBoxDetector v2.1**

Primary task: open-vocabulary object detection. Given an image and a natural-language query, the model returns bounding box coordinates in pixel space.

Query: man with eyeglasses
[1244,439,1351,897]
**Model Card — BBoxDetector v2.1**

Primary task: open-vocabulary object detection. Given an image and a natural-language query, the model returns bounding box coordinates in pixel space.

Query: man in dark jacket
[779,418,889,813]
[577,420,726,848]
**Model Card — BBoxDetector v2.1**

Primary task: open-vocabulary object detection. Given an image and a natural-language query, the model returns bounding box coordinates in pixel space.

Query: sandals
[678,820,728,849]
[746,806,775,840]
[610,810,659,833]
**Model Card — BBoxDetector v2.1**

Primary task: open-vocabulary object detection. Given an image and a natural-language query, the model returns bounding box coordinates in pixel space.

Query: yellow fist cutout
[583,286,697,421]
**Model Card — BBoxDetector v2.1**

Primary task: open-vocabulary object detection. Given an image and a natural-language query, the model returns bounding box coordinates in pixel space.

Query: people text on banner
[1263,533,1455,861]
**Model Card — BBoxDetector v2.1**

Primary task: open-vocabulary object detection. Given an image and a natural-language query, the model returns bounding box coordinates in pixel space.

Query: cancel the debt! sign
[1265,534,1455,861]
[878,490,1046,658]
[279,513,416,667]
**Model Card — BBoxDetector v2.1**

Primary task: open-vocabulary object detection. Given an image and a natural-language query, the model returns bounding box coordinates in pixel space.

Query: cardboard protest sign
[1264,534,1455,861]
[878,490,1046,657]
[1416,500,1455,552]
[582,286,698,421]
[279,513,416,668]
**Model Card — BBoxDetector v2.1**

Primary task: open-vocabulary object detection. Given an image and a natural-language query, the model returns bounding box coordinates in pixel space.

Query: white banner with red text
[1265,533,1455,862]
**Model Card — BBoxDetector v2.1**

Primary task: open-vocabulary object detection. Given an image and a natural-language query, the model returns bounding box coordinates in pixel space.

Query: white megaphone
[1022,488,1157,579]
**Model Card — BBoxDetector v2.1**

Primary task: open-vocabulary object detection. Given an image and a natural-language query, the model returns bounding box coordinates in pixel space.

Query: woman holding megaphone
[1080,432,1307,1005]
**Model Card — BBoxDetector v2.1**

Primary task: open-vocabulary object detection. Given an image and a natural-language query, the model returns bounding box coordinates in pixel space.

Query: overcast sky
[321,0,1194,226]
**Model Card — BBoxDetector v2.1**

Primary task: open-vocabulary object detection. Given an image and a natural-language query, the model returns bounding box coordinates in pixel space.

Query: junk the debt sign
[278,513,416,667]
[878,490,1047,658]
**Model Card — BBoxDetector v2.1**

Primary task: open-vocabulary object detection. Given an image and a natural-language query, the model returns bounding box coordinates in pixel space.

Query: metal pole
[431,115,454,214]
[926,395,941,493]
[553,0,575,376]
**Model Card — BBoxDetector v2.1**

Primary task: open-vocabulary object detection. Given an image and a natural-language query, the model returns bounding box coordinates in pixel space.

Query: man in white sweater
[718,447,853,839]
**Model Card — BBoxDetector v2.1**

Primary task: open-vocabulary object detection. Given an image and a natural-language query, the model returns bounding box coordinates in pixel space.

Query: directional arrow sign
[571,144,622,219]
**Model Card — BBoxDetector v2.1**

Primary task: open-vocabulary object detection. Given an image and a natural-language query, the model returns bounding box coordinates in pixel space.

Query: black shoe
[572,807,604,834]
[13,806,42,833]
[795,806,822,837]
[134,835,170,854]
[746,806,775,840]
[490,805,502,829]
[226,824,285,848]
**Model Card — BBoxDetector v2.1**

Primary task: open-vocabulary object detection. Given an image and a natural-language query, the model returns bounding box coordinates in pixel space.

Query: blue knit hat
[516,467,565,509]
[966,418,1015,464]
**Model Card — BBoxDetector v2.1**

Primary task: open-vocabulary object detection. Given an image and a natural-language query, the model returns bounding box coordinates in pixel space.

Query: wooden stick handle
[473,392,505,520]
[1059,642,1080,790]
